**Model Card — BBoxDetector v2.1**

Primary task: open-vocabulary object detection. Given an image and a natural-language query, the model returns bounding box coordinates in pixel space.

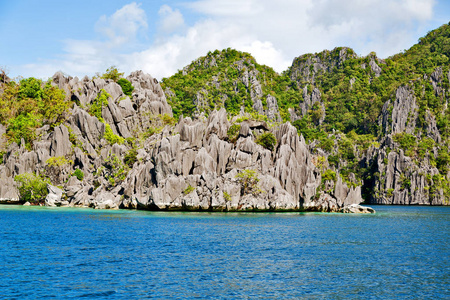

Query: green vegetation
[0,77,70,149]
[223,191,232,202]
[72,169,84,181]
[142,113,177,139]
[161,48,301,120]
[102,154,128,188]
[117,78,134,97]
[14,173,50,203]
[321,169,336,183]
[227,123,241,142]
[236,169,261,196]
[46,156,73,167]
[101,66,124,82]
[183,185,195,195]
[124,148,138,168]
[89,89,125,145]
[255,132,277,151]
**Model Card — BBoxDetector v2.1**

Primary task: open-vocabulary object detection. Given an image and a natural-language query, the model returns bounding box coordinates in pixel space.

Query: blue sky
[1,0,449,80]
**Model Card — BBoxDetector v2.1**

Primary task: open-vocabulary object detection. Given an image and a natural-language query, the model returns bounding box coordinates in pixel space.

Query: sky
[0,0,449,80]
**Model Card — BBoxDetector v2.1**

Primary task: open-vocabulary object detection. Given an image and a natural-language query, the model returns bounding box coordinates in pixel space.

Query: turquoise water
[0,205,448,299]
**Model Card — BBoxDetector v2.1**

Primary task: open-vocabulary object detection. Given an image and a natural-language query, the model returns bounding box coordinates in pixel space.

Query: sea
[0,205,448,299]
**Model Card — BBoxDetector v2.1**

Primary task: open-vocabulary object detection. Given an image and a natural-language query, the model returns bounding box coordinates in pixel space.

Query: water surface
[0,205,448,299]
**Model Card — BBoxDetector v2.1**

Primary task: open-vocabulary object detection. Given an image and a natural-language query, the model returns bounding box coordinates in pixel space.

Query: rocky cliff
[0,71,361,211]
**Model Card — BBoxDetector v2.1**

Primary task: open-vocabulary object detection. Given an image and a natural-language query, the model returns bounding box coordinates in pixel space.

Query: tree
[101,66,124,82]
[236,169,261,196]
[255,132,277,151]
[14,173,49,203]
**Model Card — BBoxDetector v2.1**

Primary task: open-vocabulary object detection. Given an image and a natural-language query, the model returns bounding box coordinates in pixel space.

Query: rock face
[367,76,449,206]
[0,71,363,211]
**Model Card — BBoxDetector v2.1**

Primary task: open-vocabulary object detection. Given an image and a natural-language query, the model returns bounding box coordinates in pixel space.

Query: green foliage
[161,48,301,120]
[103,154,128,188]
[183,185,195,195]
[1,77,69,148]
[321,169,336,183]
[255,132,277,151]
[6,113,38,149]
[89,90,125,145]
[141,114,176,139]
[235,169,261,196]
[161,113,177,126]
[46,156,73,167]
[400,174,411,190]
[393,133,416,153]
[41,81,70,125]
[14,173,49,203]
[436,150,449,174]
[104,123,125,145]
[223,191,232,202]
[387,188,394,197]
[338,136,355,161]
[124,148,138,168]
[90,89,110,119]
[227,124,241,142]
[18,77,44,100]
[0,151,4,164]
[72,168,84,181]
[101,66,124,82]
[417,137,435,158]
[117,78,134,97]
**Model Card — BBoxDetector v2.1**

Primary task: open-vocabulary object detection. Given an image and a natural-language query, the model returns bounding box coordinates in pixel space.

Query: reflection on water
[0,205,448,299]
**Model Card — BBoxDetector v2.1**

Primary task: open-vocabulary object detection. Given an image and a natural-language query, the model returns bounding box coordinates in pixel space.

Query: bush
[72,169,84,181]
[255,132,277,151]
[223,191,232,202]
[6,113,38,149]
[124,148,138,168]
[227,124,240,142]
[104,123,125,145]
[322,169,336,183]
[14,173,49,203]
[236,169,261,196]
[101,66,124,82]
[90,89,110,119]
[117,78,134,97]
[183,185,195,195]
[393,133,416,155]
[46,156,73,167]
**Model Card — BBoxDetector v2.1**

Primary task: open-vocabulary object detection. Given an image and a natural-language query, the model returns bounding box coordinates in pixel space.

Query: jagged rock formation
[0,72,362,211]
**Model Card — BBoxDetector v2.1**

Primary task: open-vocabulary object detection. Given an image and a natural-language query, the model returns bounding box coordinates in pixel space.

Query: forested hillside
[161,22,450,205]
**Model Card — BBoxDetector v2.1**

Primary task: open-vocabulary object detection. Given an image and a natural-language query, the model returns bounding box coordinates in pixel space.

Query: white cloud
[14,0,438,80]
[158,5,185,34]
[95,2,147,48]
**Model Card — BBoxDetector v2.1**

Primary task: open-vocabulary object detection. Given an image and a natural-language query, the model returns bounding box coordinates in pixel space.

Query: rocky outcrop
[0,71,364,211]
[288,47,357,85]
[340,204,375,213]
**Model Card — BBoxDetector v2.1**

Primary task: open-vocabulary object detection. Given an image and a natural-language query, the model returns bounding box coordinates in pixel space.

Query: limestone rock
[45,184,68,207]
[340,204,375,214]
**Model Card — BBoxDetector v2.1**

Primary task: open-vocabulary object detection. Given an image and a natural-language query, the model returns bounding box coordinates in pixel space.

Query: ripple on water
[0,205,448,299]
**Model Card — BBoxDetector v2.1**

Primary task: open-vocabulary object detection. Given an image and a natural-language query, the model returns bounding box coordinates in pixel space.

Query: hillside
[161,22,450,205]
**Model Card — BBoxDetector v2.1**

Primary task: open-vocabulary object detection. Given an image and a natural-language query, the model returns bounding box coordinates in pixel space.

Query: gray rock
[45,184,68,207]
[340,204,375,214]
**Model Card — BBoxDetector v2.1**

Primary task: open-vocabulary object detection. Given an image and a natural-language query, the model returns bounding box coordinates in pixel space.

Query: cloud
[158,5,185,34]
[95,2,147,48]
[14,0,438,80]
